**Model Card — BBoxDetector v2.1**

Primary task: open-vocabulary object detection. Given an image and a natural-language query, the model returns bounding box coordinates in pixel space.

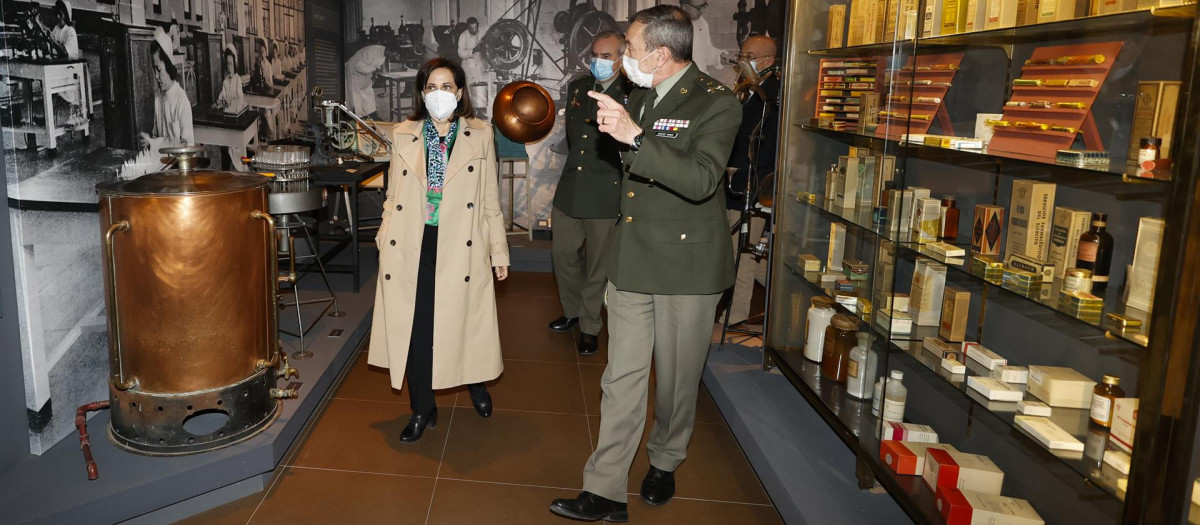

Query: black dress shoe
[548,316,579,332]
[399,408,437,444]
[549,491,628,522]
[577,333,599,356]
[640,466,675,506]
[468,383,493,418]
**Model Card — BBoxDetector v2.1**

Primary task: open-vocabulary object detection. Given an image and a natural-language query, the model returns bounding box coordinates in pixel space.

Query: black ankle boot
[468,384,493,418]
[400,408,437,444]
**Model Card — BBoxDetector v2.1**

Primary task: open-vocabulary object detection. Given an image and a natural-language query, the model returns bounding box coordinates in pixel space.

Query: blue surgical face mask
[590,58,615,81]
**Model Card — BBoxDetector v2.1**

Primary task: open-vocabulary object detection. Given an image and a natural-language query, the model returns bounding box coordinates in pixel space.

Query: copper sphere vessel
[493,81,556,143]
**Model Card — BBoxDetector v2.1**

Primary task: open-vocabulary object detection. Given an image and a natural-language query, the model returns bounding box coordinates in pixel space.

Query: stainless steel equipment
[250,144,342,358]
[97,146,297,456]
[254,145,321,215]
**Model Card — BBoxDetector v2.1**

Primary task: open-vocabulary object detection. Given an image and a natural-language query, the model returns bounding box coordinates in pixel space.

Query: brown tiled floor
[175,272,781,524]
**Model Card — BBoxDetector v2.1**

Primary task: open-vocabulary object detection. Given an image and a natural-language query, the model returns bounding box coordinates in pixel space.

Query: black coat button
[466,240,472,246]
[468,166,474,172]
[467,202,474,209]
[464,130,471,136]
[464,276,470,282]
[412,137,418,142]
[389,240,396,246]
[402,169,408,176]
[396,205,402,211]
[385,274,391,280]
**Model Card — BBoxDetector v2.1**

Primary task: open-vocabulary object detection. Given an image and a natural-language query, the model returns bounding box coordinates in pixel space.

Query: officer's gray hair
[630,5,692,63]
[594,31,627,55]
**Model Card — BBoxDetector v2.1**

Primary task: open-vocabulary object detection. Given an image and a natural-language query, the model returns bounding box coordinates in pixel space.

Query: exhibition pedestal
[0,255,378,525]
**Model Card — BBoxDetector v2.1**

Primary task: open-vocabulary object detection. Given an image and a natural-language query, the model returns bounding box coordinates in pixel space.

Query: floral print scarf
[422,118,459,226]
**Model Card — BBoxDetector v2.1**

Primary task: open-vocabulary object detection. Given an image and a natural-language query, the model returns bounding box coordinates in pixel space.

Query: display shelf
[785,251,1135,498]
[791,193,1153,349]
[896,244,1152,349]
[783,262,942,343]
[889,338,1131,501]
[779,1,1200,521]
[768,347,945,525]
[799,124,1172,198]
[808,6,1195,57]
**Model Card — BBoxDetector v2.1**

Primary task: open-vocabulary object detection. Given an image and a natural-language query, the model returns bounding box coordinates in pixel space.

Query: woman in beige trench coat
[367,58,509,444]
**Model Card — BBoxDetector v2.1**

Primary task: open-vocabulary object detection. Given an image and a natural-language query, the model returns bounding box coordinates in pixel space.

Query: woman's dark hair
[408,57,475,122]
[54,0,73,25]
[222,49,237,76]
[154,46,179,82]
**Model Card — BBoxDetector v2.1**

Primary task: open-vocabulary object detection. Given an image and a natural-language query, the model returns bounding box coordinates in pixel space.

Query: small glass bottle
[882,370,907,423]
[821,314,859,383]
[846,332,878,399]
[804,296,837,362]
[871,377,885,416]
[940,196,959,241]
[1076,213,1115,292]
[1090,375,1125,428]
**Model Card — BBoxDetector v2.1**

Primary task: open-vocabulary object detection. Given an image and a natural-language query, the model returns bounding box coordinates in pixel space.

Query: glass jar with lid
[805,296,838,362]
[821,313,860,383]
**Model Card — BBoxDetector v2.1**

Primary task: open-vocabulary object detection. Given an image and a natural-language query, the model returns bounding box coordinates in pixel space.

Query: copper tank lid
[98,146,268,196]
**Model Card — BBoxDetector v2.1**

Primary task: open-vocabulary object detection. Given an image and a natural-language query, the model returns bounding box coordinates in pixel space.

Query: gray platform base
[0,257,378,525]
[702,343,912,525]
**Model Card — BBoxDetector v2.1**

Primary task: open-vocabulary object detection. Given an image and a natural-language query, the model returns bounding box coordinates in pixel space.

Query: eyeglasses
[735,53,774,62]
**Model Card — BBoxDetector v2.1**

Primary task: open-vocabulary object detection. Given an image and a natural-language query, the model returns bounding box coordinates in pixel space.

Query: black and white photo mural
[1,0,309,454]
[341,0,785,229]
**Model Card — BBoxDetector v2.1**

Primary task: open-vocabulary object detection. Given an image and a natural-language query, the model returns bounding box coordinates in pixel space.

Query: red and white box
[923,448,1005,494]
[881,422,939,443]
[936,486,1045,525]
[881,441,958,475]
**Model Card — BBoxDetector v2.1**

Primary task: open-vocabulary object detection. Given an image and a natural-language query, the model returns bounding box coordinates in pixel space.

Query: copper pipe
[104,221,137,391]
[76,401,110,480]
[252,211,281,371]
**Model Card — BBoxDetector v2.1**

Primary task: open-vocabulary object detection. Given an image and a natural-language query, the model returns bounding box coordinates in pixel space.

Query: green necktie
[639,89,658,126]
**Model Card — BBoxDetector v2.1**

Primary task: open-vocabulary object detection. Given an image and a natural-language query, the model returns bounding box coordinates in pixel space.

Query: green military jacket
[552,74,633,218]
[606,64,741,295]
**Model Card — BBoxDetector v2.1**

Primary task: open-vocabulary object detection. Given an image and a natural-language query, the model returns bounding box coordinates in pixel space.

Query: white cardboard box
[910,259,948,326]
[1047,207,1092,279]
[964,342,1007,370]
[924,449,1005,494]
[1014,415,1085,451]
[1127,217,1165,312]
[882,422,939,442]
[991,365,1029,384]
[968,376,1024,402]
[936,487,1045,525]
[1027,366,1096,409]
[1110,397,1138,452]
[1005,180,1057,263]
[1017,399,1052,417]
[942,356,967,374]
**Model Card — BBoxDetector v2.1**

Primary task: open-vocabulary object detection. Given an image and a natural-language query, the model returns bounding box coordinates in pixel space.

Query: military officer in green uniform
[547,31,634,356]
[550,6,741,522]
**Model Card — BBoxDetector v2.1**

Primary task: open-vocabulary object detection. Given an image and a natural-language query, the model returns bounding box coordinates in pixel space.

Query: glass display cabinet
[765,0,1200,522]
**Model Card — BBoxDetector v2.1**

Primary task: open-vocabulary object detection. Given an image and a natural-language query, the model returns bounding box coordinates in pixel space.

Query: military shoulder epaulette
[694,76,730,94]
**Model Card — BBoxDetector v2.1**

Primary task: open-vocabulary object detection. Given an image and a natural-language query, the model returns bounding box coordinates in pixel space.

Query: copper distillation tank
[96,146,298,456]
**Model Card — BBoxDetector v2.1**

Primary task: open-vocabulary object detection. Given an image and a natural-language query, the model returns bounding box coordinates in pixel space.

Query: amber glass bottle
[1075,213,1114,291]
[821,314,859,383]
[1089,375,1125,428]
[941,196,959,241]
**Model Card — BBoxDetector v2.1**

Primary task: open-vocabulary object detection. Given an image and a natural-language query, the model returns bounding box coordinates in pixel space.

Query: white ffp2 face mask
[622,49,660,88]
[424,90,459,121]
